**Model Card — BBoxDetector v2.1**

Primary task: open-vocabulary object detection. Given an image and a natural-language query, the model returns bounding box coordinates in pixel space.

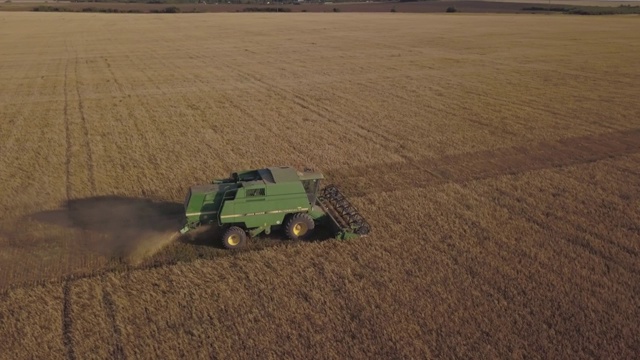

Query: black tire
[285,213,315,241]
[222,226,247,249]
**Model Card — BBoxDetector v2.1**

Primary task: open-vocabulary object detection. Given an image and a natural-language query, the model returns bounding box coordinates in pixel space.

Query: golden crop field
[0,12,639,358]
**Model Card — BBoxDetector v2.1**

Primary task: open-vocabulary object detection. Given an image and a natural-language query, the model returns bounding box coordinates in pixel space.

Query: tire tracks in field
[334,73,576,145]
[121,52,167,171]
[220,91,311,159]
[214,56,411,161]
[62,45,97,199]
[351,44,633,123]
[104,58,125,95]
[0,47,54,203]
[96,50,164,192]
[62,43,76,360]
[64,42,73,200]
[101,283,126,360]
[501,174,640,275]
[59,49,100,359]
[113,48,198,178]
[403,63,634,132]
[287,90,415,161]
[222,59,476,165]
[135,46,308,164]
[140,47,640,201]
[483,185,640,283]
[102,54,152,171]
[170,48,372,162]
[62,280,76,360]
[74,51,97,195]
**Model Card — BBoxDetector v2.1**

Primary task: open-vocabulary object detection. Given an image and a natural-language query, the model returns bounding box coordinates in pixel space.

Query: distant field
[2,0,639,13]
[476,0,640,6]
[0,12,639,359]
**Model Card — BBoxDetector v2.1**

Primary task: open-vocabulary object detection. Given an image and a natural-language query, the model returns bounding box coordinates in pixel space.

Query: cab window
[246,188,265,197]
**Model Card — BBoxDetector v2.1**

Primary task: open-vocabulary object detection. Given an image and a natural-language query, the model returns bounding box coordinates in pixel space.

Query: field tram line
[101,280,127,360]
[64,41,73,200]
[126,50,168,96]
[62,280,76,360]
[348,73,581,139]
[106,51,640,205]
[73,50,97,195]
[349,77,488,127]
[427,203,634,317]
[474,186,640,283]
[217,57,410,156]
[149,49,308,158]
[104,57,126,95]
[0,51,57,176]
[126,49,209,127]
[468,53,635,88]
[124,50,199,169]
[222,93,310,157]
[214,52,522,163]
[123,52,176,170]
[408,68,603,124]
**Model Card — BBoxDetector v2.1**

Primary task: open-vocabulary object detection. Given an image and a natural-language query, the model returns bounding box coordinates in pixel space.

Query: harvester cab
[180,166,370,249]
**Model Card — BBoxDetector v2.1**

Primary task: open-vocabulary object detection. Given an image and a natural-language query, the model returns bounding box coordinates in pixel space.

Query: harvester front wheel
[222,226,247,249]
[285,213,315,241]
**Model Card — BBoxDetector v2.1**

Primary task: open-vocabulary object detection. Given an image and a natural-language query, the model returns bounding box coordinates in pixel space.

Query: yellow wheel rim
[227,234,240,246]
[293,222,308,236]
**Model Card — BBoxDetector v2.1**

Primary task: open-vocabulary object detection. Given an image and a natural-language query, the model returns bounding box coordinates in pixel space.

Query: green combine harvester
[180,166,370,249]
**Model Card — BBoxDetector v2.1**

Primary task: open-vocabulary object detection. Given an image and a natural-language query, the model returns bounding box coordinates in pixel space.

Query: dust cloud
[125,231,180,265]
[29,196,185,264]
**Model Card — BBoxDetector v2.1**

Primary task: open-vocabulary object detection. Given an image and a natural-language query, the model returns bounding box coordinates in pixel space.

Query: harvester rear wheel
[285,213,315,241]
[222,226,246,249]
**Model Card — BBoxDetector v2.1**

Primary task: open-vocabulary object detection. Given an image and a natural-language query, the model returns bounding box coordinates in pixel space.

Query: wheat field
[0,12,639,358]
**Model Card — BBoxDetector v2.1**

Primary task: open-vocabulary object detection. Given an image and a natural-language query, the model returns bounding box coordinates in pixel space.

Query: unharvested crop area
[0,12,639,358]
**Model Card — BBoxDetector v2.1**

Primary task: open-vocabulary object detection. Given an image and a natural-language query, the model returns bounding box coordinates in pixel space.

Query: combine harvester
[180,166,370,249]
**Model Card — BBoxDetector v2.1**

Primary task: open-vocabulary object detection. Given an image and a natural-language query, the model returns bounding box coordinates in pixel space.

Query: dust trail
[126,231,180,266]
[181,224,215,240]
